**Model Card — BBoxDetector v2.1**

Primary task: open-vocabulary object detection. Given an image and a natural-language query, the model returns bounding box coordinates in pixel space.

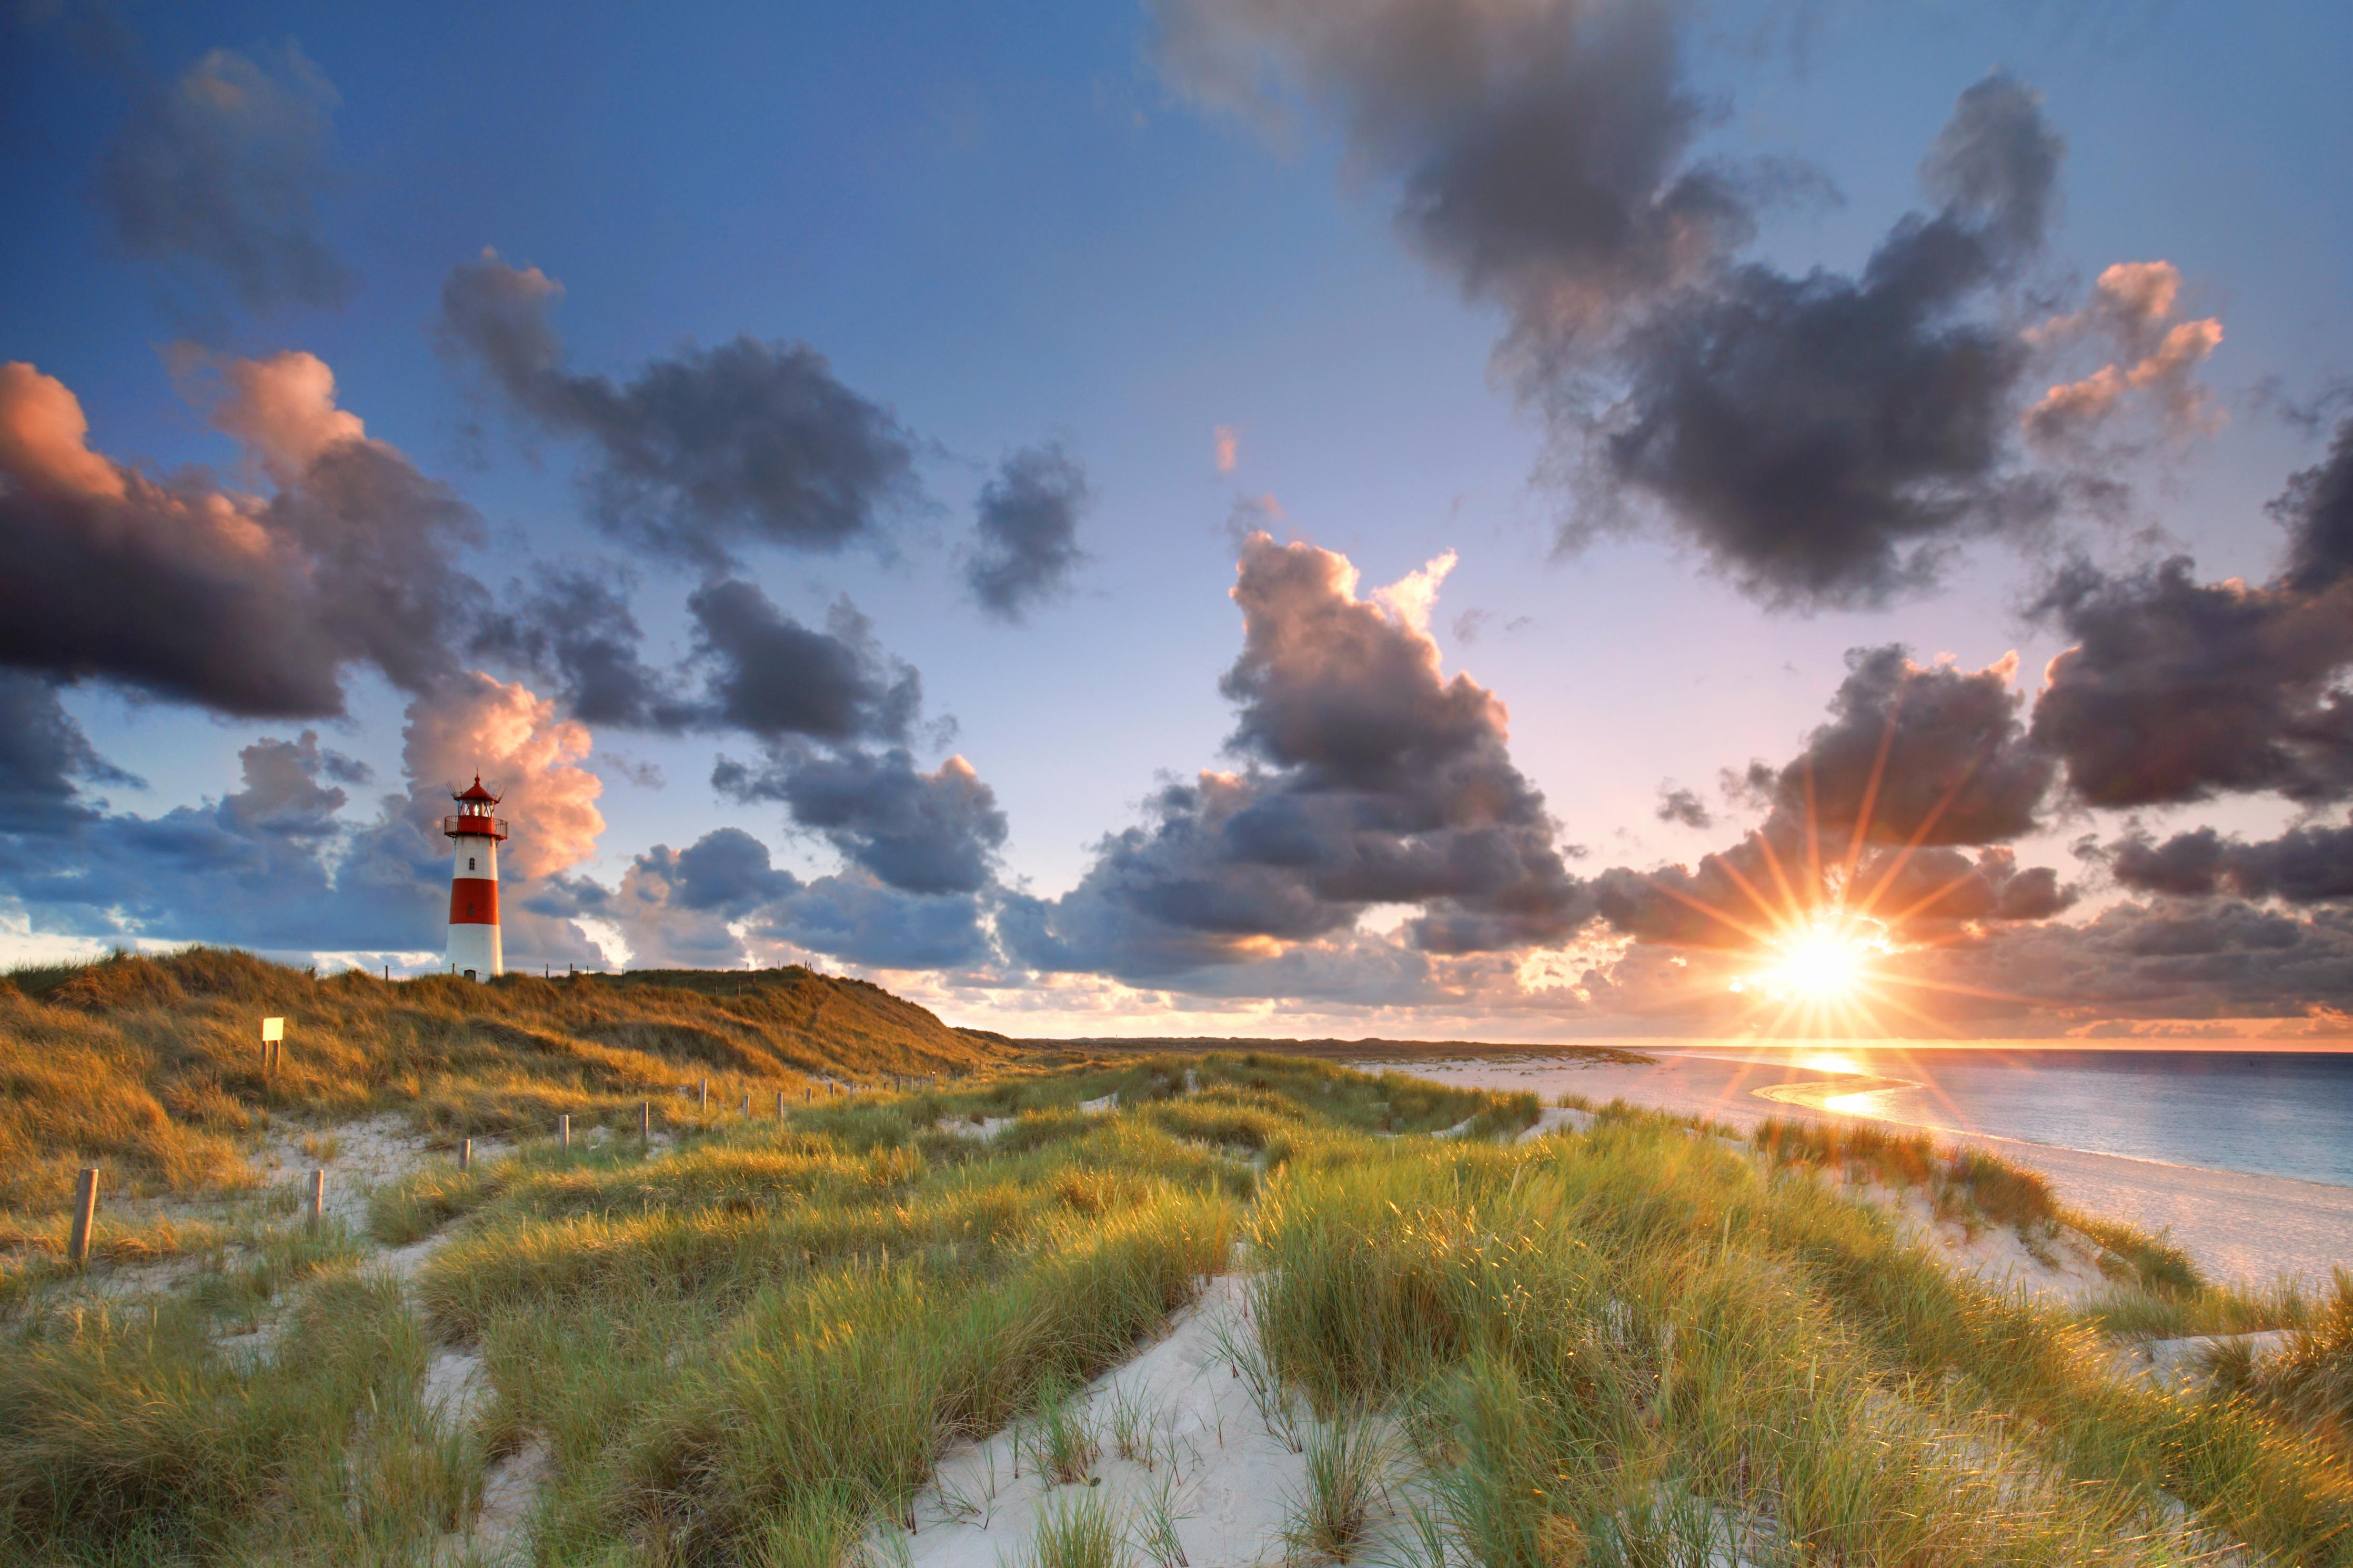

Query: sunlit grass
[4,1037,2351,1565]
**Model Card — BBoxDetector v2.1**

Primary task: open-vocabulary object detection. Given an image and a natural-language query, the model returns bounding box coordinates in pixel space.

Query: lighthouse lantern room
[443,775,509,980]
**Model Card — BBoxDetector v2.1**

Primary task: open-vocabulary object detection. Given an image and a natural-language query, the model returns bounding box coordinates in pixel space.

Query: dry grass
[0,946,1012,1220]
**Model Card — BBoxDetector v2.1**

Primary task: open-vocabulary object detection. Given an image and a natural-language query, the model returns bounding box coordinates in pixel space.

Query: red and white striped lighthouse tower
[443,776,509,980]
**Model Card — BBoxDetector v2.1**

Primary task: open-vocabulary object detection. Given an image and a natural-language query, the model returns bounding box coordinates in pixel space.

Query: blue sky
[5,1,2351,1041]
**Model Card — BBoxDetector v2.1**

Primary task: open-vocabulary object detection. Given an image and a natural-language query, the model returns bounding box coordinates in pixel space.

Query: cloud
[1155,5,2074,609]
[399,672,605,880]
[98,43,350,311]
[0,356,484,717]
[752,874,995,970]
[2030,419,2353,807]
[689,580,920,744]
[1888,898,2353,1025]
[2024,261,2224,448]
[967,442,1091,621]
[0,673,613,968]
[1595,75,2066,608]
[1003,532,1593,985]
[0,674,135,835]
[438,251,922,567]
[608,828,802,969]
[1594,645,2065,948]
[470,566,692,731]
[2111,820,2353,905]
[1654,784,1711,829]
[717,746,1007,895]
[1155,0,1749,353]
[1765,645,2054,849]
[610,825,996,973]
[1213,424,1239,476]
[1367,548,1456,635]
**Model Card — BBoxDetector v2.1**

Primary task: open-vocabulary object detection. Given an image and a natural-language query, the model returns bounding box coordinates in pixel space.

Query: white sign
[262,1017,284,1043]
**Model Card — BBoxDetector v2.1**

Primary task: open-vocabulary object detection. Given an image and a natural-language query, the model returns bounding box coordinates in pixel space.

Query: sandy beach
[1380,1053,2353,1291]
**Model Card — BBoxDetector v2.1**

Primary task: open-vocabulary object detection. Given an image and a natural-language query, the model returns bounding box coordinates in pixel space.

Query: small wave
[1753,1074,1922,1115]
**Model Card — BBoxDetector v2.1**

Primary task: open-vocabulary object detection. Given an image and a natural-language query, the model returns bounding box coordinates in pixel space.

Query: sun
[1739,914,1885,1007]
[1775,926,1866,999]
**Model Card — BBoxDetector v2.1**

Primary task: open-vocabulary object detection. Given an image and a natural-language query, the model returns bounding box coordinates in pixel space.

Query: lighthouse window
[468,856,476,870]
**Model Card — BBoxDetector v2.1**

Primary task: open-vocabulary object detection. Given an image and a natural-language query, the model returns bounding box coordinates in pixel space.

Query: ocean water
[1717,1048,2353,1190]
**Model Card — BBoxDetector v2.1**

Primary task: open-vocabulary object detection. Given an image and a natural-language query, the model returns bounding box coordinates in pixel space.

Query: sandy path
[1380,1056,2353,1290]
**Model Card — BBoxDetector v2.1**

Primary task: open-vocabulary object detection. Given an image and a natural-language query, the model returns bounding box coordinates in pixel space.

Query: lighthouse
[443,776,509,980]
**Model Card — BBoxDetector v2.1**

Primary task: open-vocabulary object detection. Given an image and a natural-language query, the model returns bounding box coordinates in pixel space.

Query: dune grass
[0,945,1012,1224]
[6,1024,2352,1565]
[1251,1118,2353,1565]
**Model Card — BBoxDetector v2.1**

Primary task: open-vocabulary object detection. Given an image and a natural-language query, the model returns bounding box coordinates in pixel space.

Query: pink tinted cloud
[2024,260,2224,446]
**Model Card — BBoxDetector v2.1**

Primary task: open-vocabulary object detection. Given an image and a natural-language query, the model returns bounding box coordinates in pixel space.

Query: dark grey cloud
[0,356,482,719]
[1595,645,2065,948]
[689,580,920,744]
[471,569,928,751]
[752,876,993,970]
[1593,835,2073,950]
[607,829,801,968]
[1155,3,2073,609]
[1003,533,1594,983]
[438,253,922,567]
[1154,0,1750,353]
[98,43,350,311]
[610,826,993,972]
[1597,75,2065,607]
[719,746,1007,895]
[0,674,131,836]
[968,443,1090,621]
[1895,898,2353,1025]
[1769,645,2054,848]
[2031,420,2353,808]
[471,566,691,731]
[2111,820,2353,906]
[1655,783,1712,829]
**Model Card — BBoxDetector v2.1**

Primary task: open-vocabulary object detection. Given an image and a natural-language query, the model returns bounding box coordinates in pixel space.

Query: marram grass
[5,1038,2352,1565]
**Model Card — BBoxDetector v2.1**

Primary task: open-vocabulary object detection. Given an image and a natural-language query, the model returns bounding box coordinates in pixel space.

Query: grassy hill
[1,947,1012,1218]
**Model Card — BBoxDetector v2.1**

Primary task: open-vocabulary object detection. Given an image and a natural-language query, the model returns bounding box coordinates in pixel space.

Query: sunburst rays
[1641,693,2047,1041]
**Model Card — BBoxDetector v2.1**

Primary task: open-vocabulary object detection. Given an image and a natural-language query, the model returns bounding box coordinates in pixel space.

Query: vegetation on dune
[0,946,1011,1221]
[1254,1120,2353,1563]
[4,962,2351,1565]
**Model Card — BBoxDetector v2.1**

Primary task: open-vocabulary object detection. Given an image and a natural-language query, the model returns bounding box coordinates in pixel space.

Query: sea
[1700,1048,2353,1190]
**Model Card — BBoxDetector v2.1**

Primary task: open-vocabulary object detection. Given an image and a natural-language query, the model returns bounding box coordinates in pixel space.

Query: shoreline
[1374,1053,2353,1290]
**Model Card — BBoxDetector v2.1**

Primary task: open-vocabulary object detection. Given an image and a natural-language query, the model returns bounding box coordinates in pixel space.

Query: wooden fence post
[699,1078,709,1112]
[639,1100,651,1143]
[559,1114,571,1151]
[459,1138,472,1172]
[67,1168,98,1267]
[306,1170,325,1228]
[776,1090,786,1118]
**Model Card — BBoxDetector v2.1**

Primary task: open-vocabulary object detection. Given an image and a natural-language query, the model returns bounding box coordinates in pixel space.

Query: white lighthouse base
[448,923,502,980]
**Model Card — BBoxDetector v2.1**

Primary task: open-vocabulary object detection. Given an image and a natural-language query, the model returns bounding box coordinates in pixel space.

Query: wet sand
[1380,1054,2353,1290]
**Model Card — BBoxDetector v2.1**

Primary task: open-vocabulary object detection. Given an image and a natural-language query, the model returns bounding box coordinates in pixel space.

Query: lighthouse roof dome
[454,774,500,804]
